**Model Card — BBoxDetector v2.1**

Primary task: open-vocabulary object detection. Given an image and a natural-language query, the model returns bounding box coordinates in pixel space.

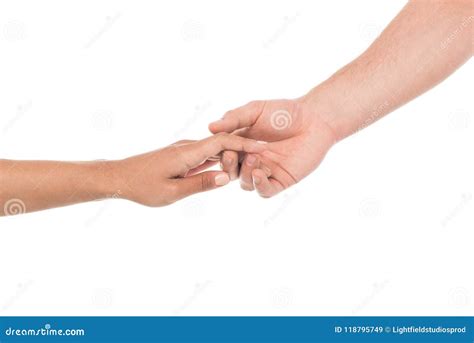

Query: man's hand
[209,99,337,198]
[210,0,472,199]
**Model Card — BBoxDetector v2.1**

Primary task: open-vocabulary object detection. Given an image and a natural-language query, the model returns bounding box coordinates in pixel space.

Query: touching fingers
[220,150,239,181]
[178,133,266,170]
[240,154,259,191]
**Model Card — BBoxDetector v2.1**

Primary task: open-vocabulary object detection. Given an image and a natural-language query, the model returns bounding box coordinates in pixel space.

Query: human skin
[210,0,473,198]
[0,134,265,215]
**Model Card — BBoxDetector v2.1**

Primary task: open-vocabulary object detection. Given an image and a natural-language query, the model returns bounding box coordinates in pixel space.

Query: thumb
[172,171,231,201]
[209,100,265,133]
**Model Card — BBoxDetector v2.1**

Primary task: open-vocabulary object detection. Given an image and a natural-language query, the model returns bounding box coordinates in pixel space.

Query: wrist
[90,160,125,200]
[299,82,349,142]
[300,60,376,141]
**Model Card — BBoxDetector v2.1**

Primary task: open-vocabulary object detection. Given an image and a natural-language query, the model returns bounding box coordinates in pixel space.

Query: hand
[111,133,266,206]
[209,99,337,198]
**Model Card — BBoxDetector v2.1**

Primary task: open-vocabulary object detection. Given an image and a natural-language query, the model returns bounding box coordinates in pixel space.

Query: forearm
[0,135,265,215]
[303,0,473,140]
[0,159,118,215]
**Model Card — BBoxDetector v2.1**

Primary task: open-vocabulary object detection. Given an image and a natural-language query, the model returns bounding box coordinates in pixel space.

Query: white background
[0,0,473,316]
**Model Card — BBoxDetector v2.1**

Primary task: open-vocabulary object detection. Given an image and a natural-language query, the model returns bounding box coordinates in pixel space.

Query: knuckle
[222,151,235,165]
[214,132,229,147]
[247,100,265,111]
[222,110,234,119]
[200,174,214,191]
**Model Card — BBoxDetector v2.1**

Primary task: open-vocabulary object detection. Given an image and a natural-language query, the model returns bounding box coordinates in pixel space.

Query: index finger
[178,133,266,170]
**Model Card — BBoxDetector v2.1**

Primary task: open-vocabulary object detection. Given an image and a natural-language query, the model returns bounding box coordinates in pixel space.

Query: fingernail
[246,155,256,166]
[215,173,230,186]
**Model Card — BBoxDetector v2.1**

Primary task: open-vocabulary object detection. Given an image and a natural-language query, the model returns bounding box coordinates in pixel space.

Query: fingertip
[252,169,276,198]
[252,169,266,185]
[208,121,220,133]
[209,119,232,134]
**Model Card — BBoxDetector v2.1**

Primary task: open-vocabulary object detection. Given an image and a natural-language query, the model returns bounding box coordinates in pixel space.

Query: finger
[240,154,260,191]
[172,171,230,201]
[220,150,239,180]
[208,101,265,133]
[178,133,266,170]
[185,160,219,177]
[252,169,284,198]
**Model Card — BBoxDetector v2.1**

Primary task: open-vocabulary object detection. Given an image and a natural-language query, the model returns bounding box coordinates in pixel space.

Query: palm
[210,99,336,196]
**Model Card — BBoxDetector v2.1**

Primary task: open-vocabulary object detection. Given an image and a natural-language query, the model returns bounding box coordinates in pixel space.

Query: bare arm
[0,134,265,216]
[209,0,473,197]
[304,0,473,139]
[0,159,115,215]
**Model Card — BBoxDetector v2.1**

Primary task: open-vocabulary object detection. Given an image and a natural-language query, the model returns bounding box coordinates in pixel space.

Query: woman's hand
[111,133,266,207]
[0,133,265,216]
